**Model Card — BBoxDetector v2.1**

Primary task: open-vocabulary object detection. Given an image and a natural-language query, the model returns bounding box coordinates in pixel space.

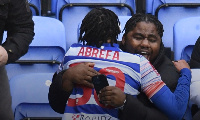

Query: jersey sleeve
[140,56,165,98]
[140,56,191,120]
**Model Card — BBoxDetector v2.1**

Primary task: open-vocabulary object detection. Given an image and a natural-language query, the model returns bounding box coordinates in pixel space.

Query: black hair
[123,13,164,38]
[78,7,121,48]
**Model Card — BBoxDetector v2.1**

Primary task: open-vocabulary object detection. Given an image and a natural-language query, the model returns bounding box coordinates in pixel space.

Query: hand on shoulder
[172,60,190,72]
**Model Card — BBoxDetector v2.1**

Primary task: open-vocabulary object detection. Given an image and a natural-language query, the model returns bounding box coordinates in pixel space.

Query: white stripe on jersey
[108,78,139,96]
[124,83,140,95]
[63,59,141,83]
[65,46,141,64]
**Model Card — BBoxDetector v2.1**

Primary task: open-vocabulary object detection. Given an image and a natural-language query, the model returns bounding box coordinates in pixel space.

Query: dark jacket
[48,70,69,114]
[48,42,180,119]
[190,37,200,68]
[119,42,180,120]
[0,0,34,63]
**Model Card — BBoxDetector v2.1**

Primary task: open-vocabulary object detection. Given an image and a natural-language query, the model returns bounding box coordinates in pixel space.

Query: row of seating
[29,0,136,50]
[31,0,136,16]
[56,0,136,50]
[145,0,200,59]
[30,0,200,60]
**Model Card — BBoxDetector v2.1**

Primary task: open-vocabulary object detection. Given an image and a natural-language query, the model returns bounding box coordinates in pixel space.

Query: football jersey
[59,43,165,120]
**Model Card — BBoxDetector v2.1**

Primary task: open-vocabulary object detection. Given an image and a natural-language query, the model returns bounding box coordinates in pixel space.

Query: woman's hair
[123,13,164,38]
[78,7,121,48]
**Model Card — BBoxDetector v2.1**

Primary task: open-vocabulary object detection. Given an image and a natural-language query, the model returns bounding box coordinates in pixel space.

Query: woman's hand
[173,60,190,72]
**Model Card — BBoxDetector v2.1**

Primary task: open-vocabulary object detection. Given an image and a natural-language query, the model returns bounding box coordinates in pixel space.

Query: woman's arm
[119,94,168,120]
[150,68,191,120]
[48,71,70,114]
[147,60,191,120]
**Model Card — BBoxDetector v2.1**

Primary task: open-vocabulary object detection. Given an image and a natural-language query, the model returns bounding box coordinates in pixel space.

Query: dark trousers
[0,66,14,120]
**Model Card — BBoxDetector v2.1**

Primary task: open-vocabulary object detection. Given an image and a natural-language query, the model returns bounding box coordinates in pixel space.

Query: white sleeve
[190,69,200,108]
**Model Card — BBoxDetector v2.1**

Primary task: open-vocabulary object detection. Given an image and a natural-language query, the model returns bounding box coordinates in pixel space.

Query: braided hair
[123,13,164,38]
[78,8,121,48]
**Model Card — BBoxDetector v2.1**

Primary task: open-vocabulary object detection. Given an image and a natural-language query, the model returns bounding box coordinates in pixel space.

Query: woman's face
[122,21,161,62]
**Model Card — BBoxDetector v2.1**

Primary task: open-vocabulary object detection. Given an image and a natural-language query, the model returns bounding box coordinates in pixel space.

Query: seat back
[57,0,136,19]
[51,0,58,15]
[147,0,200,14]
[5,16,66,80]
[173,16,200,61]
[118,16,132,41]
[147,0,200,51]
[145,0,159,14]
[29,0,41,15]
[10,73,62,120]
[56,0,135,50]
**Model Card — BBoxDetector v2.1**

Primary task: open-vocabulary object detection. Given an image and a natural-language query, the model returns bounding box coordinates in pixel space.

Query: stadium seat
[56,0,135,50]
[173,16,200,61]
[146,0,156,14]
[146,0,200,51]
[118,16,132,41]
[5,16,66,80]
[10,73,62,120]
[51,0,58,16]
[29,0,41,15]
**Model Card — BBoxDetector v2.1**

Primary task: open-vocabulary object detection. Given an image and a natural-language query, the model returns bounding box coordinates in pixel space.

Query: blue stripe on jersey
[71,87,96,97]
[71,87,84,95]
[63,56,140,73]
[70,74,141,96]
[124,74,141,90]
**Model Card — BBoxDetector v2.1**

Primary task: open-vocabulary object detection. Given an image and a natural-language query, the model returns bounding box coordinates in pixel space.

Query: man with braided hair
[49,8,191,120]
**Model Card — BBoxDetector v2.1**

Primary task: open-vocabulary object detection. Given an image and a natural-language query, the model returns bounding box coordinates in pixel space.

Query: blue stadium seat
[10,73,62,120]
[28,0,41,15]
[146,0,157,14]
[146,0,200,51]
[56,0,135,50]
[173,16,200,61]
[51,0,58,16]
[118,16,132,41]
[5,16,66,80]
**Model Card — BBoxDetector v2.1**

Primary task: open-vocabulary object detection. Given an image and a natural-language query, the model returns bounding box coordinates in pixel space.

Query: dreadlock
[123,13,164,38]
[78,7,121,48]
